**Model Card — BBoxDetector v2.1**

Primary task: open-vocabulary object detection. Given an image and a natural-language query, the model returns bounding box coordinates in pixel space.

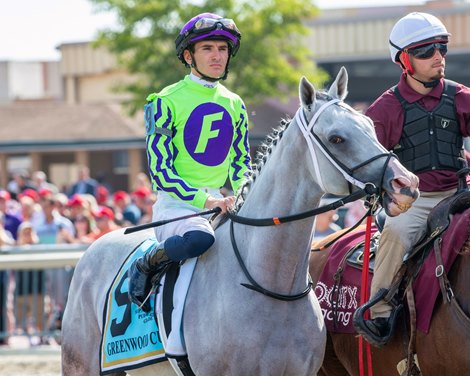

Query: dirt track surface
[0,347,61,376]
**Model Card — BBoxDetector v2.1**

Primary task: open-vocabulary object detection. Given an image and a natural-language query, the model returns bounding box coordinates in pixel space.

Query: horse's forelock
[315,91,334,104]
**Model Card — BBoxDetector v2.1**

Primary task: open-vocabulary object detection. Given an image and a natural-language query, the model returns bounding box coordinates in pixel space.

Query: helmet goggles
[406,42,447,59]
[192,17,239,35]
[175,13,241,69]
[175,17,240,54]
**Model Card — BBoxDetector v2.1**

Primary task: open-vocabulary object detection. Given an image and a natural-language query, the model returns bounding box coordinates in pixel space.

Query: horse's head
[297,66,419,217]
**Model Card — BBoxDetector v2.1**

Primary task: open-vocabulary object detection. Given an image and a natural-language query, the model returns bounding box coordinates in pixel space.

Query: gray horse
[62,67,419,376]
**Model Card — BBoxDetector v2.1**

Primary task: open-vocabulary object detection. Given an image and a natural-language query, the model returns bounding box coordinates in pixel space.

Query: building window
[113,150,128,174]
[7,155,31,174]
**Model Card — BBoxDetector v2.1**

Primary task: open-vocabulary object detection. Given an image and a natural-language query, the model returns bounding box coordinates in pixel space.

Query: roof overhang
[0,138,144,153]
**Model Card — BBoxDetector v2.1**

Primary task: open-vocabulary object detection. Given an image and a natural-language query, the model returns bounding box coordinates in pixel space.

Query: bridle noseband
[295,99,395,194]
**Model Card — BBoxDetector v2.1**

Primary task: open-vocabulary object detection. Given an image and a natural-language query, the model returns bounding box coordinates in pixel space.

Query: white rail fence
[0,244,87,344]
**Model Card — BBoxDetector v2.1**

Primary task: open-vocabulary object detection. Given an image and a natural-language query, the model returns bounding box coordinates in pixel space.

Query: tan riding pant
[370,189,456,318]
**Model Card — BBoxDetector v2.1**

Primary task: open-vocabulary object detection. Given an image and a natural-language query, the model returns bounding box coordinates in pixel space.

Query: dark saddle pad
[338,189,470,335]
[318,206,470,334]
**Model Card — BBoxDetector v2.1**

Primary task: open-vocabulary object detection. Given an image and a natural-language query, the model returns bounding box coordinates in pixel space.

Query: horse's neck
[234,124,324,292]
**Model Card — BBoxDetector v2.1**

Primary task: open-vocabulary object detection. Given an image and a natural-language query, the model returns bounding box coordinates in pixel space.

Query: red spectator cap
[19,188,40,202]
[38,188,53,197]
[0,190,11,201]
[113,190,129,202]
[67,194,85,207]
[97,185,109,205]
[93,206,114,221]
[132,186,151,198]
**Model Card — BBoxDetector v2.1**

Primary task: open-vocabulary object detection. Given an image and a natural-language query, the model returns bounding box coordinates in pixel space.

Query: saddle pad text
[100,238,166,375]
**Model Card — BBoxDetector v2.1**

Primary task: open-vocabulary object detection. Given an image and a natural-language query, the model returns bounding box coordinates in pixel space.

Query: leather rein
[226,99,395,301]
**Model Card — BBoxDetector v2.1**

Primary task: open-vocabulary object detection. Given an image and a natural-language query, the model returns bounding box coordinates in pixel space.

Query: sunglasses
[406,42,447,59]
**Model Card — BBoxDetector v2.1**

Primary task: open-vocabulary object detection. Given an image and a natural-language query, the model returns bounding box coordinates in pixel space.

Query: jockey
[354,12,470,346]
[128,13,252,311]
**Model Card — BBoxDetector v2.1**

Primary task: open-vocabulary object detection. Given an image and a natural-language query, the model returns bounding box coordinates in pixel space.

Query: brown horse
[309,213,470,376]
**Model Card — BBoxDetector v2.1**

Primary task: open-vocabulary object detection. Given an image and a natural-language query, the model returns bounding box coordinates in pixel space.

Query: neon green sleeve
[229,102,251,194]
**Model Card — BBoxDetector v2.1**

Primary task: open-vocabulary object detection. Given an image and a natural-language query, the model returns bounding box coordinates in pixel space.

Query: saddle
[403,187,470,262]
[346,232,378,273]
[353,186,470,348]
[345,210,385,272]
[160,264,196,376]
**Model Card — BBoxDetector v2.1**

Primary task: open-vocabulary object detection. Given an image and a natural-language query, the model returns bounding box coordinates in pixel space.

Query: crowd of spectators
[0,167,156,346]
[1,167,156,245]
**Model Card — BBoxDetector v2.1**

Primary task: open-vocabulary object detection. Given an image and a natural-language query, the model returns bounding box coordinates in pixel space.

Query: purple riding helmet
[175,12,241,75]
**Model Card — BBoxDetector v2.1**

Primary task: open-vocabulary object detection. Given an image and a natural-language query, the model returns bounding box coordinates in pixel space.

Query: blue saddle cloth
[99,238,166,375]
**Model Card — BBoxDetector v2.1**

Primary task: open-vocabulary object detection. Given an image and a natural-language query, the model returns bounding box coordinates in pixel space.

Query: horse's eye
[329,135,343,144]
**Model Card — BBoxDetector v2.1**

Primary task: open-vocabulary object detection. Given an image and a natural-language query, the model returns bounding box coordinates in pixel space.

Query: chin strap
[408,73,440,88]
[399,52,440,89]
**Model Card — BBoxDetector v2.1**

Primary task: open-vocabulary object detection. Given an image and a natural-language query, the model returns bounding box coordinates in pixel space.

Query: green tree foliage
[90,0,328,113]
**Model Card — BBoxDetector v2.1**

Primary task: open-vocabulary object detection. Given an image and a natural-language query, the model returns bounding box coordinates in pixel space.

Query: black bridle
[227,184,380,301]
[226,100,398,302]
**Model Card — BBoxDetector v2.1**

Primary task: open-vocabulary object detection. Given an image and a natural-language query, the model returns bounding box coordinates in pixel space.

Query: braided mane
[234,119,291,208]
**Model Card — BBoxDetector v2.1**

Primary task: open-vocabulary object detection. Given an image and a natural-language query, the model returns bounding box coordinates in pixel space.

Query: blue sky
[0,0,427,61]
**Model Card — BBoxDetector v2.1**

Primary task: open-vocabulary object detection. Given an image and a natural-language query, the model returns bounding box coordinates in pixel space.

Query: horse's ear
[299,76,316,111]
[328,66,348,100]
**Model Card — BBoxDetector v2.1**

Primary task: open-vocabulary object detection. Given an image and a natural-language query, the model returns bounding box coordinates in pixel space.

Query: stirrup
[353,288,403,347]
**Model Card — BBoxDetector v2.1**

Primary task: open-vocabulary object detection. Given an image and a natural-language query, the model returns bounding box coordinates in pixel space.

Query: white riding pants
[152,189,222,242]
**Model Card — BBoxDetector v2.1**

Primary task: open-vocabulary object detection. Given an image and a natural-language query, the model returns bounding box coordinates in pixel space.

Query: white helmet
[389,12,450,63]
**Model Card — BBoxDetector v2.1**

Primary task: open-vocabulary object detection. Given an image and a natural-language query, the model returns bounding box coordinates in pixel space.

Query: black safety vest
[392,80,464,174]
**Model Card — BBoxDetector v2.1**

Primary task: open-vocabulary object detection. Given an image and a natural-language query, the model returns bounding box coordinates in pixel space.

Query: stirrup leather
[151,261,173,291]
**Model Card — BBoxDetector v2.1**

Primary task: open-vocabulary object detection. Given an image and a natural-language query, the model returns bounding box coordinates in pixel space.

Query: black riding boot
[128,243,172,312]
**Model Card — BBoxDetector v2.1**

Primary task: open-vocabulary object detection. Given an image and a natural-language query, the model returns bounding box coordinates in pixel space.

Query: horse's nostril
[391,177,410,191]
